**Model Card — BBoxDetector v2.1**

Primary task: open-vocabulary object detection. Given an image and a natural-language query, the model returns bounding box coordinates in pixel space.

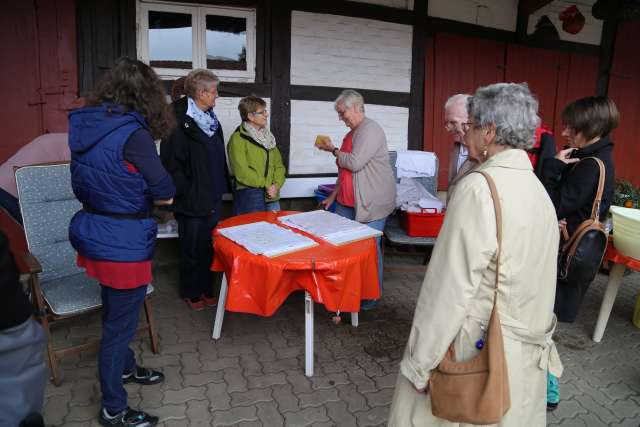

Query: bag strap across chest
[560,157,606,246]
[477,171,502,295]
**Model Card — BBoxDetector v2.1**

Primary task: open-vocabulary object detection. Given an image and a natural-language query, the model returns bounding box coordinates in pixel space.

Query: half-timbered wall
[3,1,640,188]
[288,11,412,176]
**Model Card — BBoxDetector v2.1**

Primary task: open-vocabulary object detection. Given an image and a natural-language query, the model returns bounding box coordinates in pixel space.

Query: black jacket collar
[575,136,613,158]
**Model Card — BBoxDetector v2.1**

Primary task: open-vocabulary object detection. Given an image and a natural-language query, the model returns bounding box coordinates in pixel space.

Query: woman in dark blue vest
[161,70,230,311]
[68,58,175,427]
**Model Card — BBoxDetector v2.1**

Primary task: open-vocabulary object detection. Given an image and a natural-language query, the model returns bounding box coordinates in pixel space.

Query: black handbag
[557,157,608,285]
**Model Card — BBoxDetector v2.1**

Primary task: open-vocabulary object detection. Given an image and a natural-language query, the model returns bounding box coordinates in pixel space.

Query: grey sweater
[337,118,397,222]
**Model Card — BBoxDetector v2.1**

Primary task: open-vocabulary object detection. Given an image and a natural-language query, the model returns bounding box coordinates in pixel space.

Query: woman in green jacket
[228,96,286,214]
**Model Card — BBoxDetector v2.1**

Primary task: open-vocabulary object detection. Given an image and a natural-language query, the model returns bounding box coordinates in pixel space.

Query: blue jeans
[234,187,266,215]
[335,203,386,297]
[266,200,281,211]
[0,187,22,224]
[99,284,147,413]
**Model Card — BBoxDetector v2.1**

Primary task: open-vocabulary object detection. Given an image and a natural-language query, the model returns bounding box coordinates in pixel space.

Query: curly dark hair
[86,57,175,140]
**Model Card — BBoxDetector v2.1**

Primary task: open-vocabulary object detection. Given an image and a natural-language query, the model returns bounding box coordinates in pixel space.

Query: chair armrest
[22,252,43,274]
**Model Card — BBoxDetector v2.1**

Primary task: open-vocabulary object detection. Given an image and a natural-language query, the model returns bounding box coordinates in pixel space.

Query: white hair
[335,89,365,113]
[444,93,471,110]
[467,83,540,150]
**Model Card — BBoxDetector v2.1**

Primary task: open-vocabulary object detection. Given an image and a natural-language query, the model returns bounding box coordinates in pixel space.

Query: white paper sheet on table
[278,210,382,245]
[217,221,318,257]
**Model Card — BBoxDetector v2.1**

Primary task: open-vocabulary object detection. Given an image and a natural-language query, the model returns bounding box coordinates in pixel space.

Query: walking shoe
[184,297,204,311]
[201,293,218,307]
[123,367,165,385]
[98,407,158,427]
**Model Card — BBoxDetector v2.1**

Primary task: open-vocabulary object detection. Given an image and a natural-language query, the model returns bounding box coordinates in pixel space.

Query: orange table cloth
[211,211,380,316]
[604,240,640,272]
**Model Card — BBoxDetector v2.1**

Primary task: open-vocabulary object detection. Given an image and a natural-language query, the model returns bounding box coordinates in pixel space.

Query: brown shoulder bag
[428,171,510,424]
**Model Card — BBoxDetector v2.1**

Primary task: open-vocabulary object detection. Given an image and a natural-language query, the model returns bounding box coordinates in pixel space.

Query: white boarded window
[137,1,256,81]
[290,11,412,92]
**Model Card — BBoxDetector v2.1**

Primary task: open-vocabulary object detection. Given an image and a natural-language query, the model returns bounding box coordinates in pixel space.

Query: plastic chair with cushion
[15,162,158,385]
[384,151,439,270]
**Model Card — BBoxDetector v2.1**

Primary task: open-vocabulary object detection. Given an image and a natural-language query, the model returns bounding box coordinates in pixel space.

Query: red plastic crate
[399,208,445,237]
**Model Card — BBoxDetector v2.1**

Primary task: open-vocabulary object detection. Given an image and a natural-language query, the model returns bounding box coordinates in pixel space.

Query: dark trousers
[99,284,147,413]
[175,210,222,299]
[554,278,592,323]
[0,187,22,224]
[233,187,266,215]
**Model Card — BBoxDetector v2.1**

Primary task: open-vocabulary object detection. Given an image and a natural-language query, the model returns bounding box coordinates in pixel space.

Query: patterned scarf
[242,122,277,150]
[186,97,219,137]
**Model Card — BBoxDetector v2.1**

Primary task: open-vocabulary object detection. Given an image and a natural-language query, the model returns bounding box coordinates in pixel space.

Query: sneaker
[123,367,165,385]
[184,297,204,311]
[201,294,218,307]
[360,299,379,311]
[99,408,158,427]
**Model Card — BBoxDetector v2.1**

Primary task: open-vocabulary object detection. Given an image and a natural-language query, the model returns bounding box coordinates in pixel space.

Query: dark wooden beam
[292,0,413,25]
[518,0,554,16]
[596,0,621,95]
[426,15,598,56]
[76,0,137,95]
[408,0,427,151]
[164,0,259,7]
[515,0,529,42]
[270,2,292,170]
[524,38,599,56]
[290,86,410,107]
[255,0,269,84]
[160,80,271,98]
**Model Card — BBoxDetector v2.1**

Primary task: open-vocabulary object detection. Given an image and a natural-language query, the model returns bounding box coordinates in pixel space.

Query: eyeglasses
[444,121,461,132]
[252,110,268,117]
[336,108,348,118]
[445,121,475,133]
[461,122,475,132]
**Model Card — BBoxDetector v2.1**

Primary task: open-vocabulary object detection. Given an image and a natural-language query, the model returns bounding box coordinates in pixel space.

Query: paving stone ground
[43,239,640,426]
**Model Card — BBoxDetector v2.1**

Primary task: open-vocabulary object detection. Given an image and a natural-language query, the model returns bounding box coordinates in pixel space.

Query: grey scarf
[243,122,276,150]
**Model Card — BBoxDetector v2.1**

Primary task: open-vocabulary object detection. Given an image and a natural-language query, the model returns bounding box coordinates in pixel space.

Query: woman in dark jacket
[542,96,619,323]
[0,231,46,427]
[161,69,230,311]
[68,57,176,427]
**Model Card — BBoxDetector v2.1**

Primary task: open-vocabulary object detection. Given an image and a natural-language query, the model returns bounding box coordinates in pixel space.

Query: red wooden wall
[424,33,505,188]
[608,22,640,185]
[0,0,78,164]
[425,34,600,189]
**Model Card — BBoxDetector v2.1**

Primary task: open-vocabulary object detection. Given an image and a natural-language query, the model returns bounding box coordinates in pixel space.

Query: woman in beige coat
[388,83,563,427]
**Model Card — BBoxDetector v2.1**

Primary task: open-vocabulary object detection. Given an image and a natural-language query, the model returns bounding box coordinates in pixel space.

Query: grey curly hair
[467,83,540,150]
